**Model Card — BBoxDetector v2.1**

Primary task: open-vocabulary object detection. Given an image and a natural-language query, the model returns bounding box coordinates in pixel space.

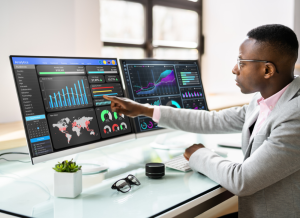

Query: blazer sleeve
[189,116,300,196]
[158,105,248,134]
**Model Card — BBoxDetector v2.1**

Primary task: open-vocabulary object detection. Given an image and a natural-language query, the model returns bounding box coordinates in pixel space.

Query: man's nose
[232,64,239,75]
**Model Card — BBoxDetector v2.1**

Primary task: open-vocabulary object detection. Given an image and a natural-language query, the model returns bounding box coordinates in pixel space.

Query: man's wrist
[141,105,154,118]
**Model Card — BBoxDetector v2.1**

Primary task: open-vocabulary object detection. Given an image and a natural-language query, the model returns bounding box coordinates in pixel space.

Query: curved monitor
[10,56,135,164]
[119,59,209,138]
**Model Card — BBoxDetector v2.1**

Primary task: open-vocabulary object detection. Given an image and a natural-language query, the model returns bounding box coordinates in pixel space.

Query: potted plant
[53,159,82,198]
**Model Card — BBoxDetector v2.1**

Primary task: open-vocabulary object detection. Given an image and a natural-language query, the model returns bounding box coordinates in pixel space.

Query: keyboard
[164,155,192,172]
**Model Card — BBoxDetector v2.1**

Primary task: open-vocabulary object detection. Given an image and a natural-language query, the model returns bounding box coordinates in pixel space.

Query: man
[104,24,300,217]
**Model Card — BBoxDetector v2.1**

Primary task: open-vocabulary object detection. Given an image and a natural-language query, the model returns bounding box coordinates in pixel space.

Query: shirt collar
[257,83,291,111]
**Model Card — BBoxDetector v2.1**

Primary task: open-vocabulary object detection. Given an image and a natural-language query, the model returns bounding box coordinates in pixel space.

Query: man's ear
[264,63,276,79]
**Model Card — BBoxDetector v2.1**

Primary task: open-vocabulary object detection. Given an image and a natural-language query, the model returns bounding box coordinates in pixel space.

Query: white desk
[0,131,243,218]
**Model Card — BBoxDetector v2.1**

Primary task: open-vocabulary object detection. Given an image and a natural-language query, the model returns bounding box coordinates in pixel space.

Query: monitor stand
[72,154,109,175]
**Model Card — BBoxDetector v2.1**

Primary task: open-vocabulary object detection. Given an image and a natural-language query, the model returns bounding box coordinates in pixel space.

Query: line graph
[39,76,93,112]
[129,66,179,97]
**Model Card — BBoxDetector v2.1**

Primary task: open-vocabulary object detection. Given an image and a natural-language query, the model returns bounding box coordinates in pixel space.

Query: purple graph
[182,91,203,98]
[132,69,179,96]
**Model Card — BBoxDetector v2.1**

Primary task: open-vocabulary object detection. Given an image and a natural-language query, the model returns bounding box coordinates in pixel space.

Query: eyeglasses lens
[116,180,130,192]
[128,175,139,185]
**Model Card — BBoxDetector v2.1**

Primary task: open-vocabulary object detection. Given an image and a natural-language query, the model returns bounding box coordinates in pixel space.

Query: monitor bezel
[119,59,210,138]
[9,55,135,164]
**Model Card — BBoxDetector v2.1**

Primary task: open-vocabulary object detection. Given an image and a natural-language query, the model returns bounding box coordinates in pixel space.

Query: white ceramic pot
[54,170,82,198]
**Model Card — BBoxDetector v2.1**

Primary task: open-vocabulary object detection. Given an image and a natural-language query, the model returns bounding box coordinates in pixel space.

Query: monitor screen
[10,56,133,164]
[119,59,209,134]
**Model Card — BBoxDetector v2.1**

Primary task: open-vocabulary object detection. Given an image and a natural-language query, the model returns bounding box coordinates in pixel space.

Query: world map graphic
[52,116,95,144]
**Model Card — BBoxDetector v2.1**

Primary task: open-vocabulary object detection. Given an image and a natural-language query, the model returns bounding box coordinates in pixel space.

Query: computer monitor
[119,59,209,138]
[10,56,135,164]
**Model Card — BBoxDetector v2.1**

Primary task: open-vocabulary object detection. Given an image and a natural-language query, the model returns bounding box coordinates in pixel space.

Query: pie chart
[166,100,181,108]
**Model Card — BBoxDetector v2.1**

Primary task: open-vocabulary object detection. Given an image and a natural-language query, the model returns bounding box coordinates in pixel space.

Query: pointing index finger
[103,95,125,105]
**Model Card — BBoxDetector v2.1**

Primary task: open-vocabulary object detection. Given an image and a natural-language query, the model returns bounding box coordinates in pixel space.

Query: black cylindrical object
[145,163,165,179]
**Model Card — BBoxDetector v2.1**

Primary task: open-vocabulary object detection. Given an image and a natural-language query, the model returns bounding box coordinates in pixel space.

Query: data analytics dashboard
[120,59,209,134]
[10,56,132,163]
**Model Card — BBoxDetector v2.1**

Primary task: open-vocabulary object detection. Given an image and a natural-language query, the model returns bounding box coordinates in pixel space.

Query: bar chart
[177,71,200,86]
[180,87,203,99]
[90,83,123,99]
[39,76,93,112]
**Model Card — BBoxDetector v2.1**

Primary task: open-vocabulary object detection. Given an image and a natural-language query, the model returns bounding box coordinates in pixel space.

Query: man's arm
[158,105,248,134]
[188,117,300,196]
[103,95,154,118]
[103,95,249,134]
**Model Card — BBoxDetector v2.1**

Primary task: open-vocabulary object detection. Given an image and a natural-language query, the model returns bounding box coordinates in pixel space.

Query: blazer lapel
[272,76,300,107]
[243,107,259,159]
[254,76,300,136]
[242,76,300,160]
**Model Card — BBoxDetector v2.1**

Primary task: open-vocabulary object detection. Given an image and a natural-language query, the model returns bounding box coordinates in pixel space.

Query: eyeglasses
[237,58,269,70]
[237,58,279,73]
[111,174,141,193]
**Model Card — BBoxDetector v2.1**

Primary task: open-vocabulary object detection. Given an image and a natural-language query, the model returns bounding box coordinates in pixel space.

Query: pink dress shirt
[152,83,290,141]
[249,83,290,141]
[152,106,161,123]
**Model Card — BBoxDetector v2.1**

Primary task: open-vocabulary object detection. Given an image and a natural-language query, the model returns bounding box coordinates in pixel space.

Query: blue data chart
[177,71,200,86]
[39,76,93,112]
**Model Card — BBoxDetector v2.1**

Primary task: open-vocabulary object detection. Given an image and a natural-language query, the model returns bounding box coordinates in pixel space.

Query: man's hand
[184,143,205,161]
[103,95,154,118]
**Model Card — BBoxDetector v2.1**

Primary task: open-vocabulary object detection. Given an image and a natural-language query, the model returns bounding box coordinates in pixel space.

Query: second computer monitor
[120,59,209,136]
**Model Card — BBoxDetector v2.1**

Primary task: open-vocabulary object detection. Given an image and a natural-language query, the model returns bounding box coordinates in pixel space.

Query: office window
[100,0,202,60]
[100,0,144,44]
[153,6,198,48]
[154,48,198,60]
[153,6,199,59]
[101,46,145,59]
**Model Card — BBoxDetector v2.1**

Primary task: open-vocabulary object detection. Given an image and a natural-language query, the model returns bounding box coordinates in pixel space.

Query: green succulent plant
[53,159,82,173]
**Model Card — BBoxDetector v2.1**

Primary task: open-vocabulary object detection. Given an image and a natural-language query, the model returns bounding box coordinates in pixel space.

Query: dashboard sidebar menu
[13,65,53,157]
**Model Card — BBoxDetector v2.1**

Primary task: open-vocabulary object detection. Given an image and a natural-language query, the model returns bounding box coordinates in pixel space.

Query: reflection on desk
[0,131,243,218]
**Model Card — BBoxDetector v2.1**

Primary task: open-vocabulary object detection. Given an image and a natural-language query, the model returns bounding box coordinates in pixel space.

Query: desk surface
[0,131,243,218]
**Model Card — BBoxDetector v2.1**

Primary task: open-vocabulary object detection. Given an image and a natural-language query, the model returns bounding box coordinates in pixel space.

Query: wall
[0,0,101,123]
[201,0,295,94]
[0,0,296,123]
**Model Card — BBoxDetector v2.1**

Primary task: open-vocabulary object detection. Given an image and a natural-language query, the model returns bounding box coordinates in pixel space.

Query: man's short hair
[247,24,299,60]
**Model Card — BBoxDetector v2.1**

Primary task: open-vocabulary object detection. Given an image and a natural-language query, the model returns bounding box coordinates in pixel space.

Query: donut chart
[141,122,147,130]
[96,106,132,138]
[114,112,125,120]
[148,121,153,128]
[161,96,183,109]
[112,124,119,132]
[166,100,181,108]
[139,118,158,131]
[101,110,112,122]
[103,125,111,134]
[120,122,127,130]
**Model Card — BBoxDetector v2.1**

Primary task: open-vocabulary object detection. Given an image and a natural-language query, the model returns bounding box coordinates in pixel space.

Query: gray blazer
[158,76,300,218]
